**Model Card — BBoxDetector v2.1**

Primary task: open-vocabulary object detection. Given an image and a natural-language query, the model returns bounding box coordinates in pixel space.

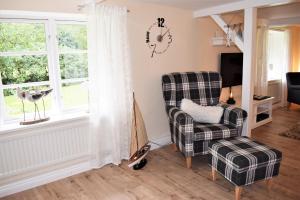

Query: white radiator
[268,80,282,104]
[0,117,90,185]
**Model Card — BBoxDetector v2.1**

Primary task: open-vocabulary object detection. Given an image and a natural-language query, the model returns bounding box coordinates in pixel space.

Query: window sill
[268,79,282,84]
[0,112,89,135]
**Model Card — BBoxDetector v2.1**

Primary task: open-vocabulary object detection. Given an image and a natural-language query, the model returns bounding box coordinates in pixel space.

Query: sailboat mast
[133,92,139,152]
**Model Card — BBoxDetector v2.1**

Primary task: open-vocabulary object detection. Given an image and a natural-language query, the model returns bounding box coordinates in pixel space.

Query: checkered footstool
[208,137,282,200]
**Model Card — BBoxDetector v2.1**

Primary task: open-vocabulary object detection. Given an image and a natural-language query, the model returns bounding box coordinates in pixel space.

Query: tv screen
[220,53,243,88]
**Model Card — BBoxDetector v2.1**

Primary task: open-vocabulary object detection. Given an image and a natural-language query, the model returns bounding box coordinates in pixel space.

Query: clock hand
[162,29,170,38]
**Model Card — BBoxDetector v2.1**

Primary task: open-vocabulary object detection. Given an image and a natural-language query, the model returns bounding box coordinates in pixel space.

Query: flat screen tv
[220,53,243,88]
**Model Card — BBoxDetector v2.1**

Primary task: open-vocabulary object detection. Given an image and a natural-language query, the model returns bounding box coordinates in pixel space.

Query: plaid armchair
[162,72,247,168]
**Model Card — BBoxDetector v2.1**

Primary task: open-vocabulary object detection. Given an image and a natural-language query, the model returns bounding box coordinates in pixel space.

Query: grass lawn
[4,83,88,117]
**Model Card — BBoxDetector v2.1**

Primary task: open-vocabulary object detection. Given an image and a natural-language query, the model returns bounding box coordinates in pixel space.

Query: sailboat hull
[133,158,147,170]
[128,144,151,168]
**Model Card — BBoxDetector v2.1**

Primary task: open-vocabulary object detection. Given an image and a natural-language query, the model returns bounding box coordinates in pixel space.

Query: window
[57,23,88,110]
[267,30,288,81]
[0,15,88,124]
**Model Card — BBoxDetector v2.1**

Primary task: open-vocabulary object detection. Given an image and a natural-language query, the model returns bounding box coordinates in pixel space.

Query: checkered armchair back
[162,72,222,107]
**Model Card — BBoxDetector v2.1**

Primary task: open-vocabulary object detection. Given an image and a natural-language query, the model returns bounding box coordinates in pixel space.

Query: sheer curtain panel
[87,5,133,168]
[254,23,268,96]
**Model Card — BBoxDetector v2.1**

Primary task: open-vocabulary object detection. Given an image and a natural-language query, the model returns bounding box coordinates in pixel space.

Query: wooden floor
[2,106,300,200]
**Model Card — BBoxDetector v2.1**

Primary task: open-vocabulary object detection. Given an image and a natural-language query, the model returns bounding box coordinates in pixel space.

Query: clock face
[146,18,173,58]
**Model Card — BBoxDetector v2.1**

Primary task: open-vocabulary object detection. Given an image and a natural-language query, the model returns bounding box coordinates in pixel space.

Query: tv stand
[252,97,274,129]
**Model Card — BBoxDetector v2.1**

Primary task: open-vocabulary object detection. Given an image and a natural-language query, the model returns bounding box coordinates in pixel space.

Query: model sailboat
[128,93,151,170]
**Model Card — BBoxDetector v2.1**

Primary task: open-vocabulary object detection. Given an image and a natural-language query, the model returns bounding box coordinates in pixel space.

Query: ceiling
[132,0,242,11]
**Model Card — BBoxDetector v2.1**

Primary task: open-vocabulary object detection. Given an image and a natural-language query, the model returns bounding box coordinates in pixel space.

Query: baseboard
[272,102,283,110]
[0,160,91,198]
[149,133,172,150]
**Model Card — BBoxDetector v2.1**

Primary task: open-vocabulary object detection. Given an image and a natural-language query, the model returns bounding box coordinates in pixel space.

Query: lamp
[226,86,236,105]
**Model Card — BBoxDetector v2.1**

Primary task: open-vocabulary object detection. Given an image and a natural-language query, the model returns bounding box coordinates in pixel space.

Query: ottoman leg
[235,186,242,200]
[212,168,216,181]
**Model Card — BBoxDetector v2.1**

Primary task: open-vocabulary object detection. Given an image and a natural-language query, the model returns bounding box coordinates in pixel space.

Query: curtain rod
[77,0,130,12]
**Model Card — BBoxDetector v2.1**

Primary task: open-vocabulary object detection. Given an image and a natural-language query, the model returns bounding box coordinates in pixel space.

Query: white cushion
[180,99,224,123]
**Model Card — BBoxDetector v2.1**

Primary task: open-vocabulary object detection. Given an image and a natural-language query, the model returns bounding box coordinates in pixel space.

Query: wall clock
[146,18,173,58]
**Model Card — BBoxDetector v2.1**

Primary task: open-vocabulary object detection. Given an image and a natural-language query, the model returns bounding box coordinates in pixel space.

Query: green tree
[0,22,88,94]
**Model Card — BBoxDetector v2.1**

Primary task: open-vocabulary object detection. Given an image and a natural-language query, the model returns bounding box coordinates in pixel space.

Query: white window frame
[0,10,88,125]
[267,29,286,82]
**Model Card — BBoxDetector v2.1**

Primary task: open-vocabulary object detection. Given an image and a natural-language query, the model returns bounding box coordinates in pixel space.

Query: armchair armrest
[219,104,247,135]
[166,106,194,157]
[166,105,194,125]
[289,85,300,90]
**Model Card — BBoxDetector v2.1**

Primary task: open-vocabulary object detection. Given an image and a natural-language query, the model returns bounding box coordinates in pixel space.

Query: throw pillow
[180,98,224,123]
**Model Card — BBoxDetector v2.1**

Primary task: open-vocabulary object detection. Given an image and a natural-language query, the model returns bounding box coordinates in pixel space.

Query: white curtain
[87,5,133,168]
[281,30,291,107]
[254,25,268,96]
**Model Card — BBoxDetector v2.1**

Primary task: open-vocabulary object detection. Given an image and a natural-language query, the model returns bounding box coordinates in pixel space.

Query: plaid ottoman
[208,137,282,200]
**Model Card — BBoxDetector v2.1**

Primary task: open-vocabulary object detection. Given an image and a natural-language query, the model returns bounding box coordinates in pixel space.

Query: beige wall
[109,0,200,141]
[196,16,242,102]
[289,26,300,72]
[258,2,300,20]
[1,0,201,142]
[196,17,240,71]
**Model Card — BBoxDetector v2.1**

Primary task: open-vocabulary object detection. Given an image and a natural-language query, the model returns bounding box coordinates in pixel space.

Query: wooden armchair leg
[186,157,192,168]
[172,143,178,151]
[212,168,216,181]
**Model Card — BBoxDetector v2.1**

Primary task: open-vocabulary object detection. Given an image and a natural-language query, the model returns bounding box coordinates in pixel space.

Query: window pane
[57,23,89,110]
[0,22,46,52]
[0,55,49,85]
[4,86,52,118]
[59,53,88,79]
[267,30,286,81]
[57,24,87,50]
[61,82,88,109]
